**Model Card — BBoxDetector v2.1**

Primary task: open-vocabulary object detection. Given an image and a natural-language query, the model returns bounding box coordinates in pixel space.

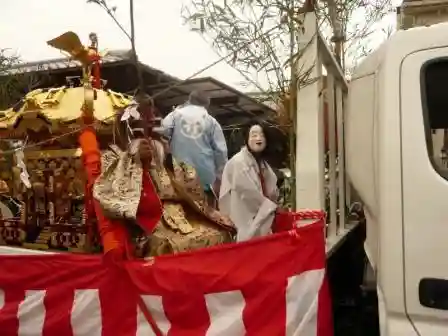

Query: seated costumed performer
[79,95,235,260]
[79,96,162,261]
[219,120,279,242]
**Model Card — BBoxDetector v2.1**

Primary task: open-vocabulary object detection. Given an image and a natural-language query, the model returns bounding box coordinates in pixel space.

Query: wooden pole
[327,0,344,66]
[289,0,297,210]
[129,0,145,93]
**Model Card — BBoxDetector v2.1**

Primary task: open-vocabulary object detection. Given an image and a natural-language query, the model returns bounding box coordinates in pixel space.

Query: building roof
[149,77,275,120]
[3,49,180,83]
[3,50,275,122]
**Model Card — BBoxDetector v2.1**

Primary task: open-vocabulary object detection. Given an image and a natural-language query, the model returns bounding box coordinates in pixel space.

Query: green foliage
[182,0,306,95]
[0,50,23,109]
[0,49,43,110]
[182,0,394,84]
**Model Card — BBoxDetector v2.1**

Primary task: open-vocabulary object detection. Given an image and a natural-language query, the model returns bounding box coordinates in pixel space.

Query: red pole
[85,33,101,250]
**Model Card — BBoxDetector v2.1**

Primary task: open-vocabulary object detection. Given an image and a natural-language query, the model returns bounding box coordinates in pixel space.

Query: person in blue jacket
[161,90,228,206]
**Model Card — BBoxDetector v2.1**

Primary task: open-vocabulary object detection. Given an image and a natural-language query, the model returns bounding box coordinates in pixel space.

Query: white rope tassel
[121,101,141,122]
[15,149,31,189]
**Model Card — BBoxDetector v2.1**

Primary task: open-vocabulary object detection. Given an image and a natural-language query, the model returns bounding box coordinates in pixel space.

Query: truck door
[401,49,448,334]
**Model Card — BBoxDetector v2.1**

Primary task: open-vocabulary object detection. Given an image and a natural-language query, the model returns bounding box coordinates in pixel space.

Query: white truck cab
[347,22,448,335]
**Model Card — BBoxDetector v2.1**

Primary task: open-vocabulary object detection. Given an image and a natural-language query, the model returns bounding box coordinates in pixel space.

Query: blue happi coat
[161,104,228,190]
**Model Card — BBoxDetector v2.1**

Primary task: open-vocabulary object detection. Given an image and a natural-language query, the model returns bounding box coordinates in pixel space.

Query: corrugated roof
[2,49,181,83]
[150,77,275,120]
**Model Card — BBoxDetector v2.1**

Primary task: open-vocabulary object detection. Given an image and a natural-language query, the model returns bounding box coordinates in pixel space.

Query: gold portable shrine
[0,31,134,253]
[0,31,235,257]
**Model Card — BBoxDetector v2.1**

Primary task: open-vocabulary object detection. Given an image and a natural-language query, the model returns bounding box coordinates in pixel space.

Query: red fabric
[318,276,334,336]
[87,48,101,89]
[79,126,162,259]
[272,210,328,234]
[91,62,101,89]
[272,210,297,233]
[258,163,267,197]
[79,127,132,260]
[79,118,97,244]
[0,221,332,335]
[83,48,101,246]
[136,172,162,234]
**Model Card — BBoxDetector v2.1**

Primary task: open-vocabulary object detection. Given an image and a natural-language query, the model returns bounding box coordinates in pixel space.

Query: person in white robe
[219,121,278,242]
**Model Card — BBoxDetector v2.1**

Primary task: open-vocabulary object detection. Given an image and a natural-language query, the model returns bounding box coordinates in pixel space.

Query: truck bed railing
[296,11,358,257]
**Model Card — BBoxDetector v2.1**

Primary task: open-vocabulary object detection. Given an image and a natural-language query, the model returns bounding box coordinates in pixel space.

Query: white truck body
[347,22,448,335]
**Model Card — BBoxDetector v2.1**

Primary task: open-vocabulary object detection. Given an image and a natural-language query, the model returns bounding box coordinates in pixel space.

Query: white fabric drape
[219,147,278,242]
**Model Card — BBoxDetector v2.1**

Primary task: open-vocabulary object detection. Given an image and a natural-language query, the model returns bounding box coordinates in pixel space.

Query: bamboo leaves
[183,0,394,83]
[0,50,38,110]
[183,0,298,96]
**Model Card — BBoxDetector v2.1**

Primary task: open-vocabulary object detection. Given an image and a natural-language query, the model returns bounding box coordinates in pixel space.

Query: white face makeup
[247,125,266,153]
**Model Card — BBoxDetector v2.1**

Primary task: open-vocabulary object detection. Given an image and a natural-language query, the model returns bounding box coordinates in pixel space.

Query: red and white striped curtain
[0,217,332,336]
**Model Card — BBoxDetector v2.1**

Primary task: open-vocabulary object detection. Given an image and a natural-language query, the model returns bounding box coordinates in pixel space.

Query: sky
[1,0,247,88]
[1,0,399,92]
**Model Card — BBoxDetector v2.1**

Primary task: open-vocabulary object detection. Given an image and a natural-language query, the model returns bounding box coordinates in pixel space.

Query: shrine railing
[0,217,99,252]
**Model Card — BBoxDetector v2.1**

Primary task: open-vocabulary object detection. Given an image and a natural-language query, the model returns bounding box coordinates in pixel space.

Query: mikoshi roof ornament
[0,31,134,138]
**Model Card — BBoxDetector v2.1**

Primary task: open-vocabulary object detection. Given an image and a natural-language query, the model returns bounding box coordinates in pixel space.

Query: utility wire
[0,21,287,156]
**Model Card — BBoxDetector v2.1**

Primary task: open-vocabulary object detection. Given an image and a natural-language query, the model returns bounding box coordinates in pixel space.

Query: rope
[278,209,326,221]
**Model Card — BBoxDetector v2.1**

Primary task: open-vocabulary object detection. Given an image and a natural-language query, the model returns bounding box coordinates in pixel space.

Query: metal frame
[296,11,357,257]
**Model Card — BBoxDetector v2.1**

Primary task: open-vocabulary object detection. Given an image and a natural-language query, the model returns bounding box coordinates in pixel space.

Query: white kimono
[219,147,278,242]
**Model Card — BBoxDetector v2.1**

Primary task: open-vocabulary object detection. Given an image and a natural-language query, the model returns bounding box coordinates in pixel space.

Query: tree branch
[87,0,145,92]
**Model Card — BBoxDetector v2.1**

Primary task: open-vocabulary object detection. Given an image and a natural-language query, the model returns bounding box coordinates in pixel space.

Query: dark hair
[188,90,210,108]
[242,119,270,157]
[273,168,285,188]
